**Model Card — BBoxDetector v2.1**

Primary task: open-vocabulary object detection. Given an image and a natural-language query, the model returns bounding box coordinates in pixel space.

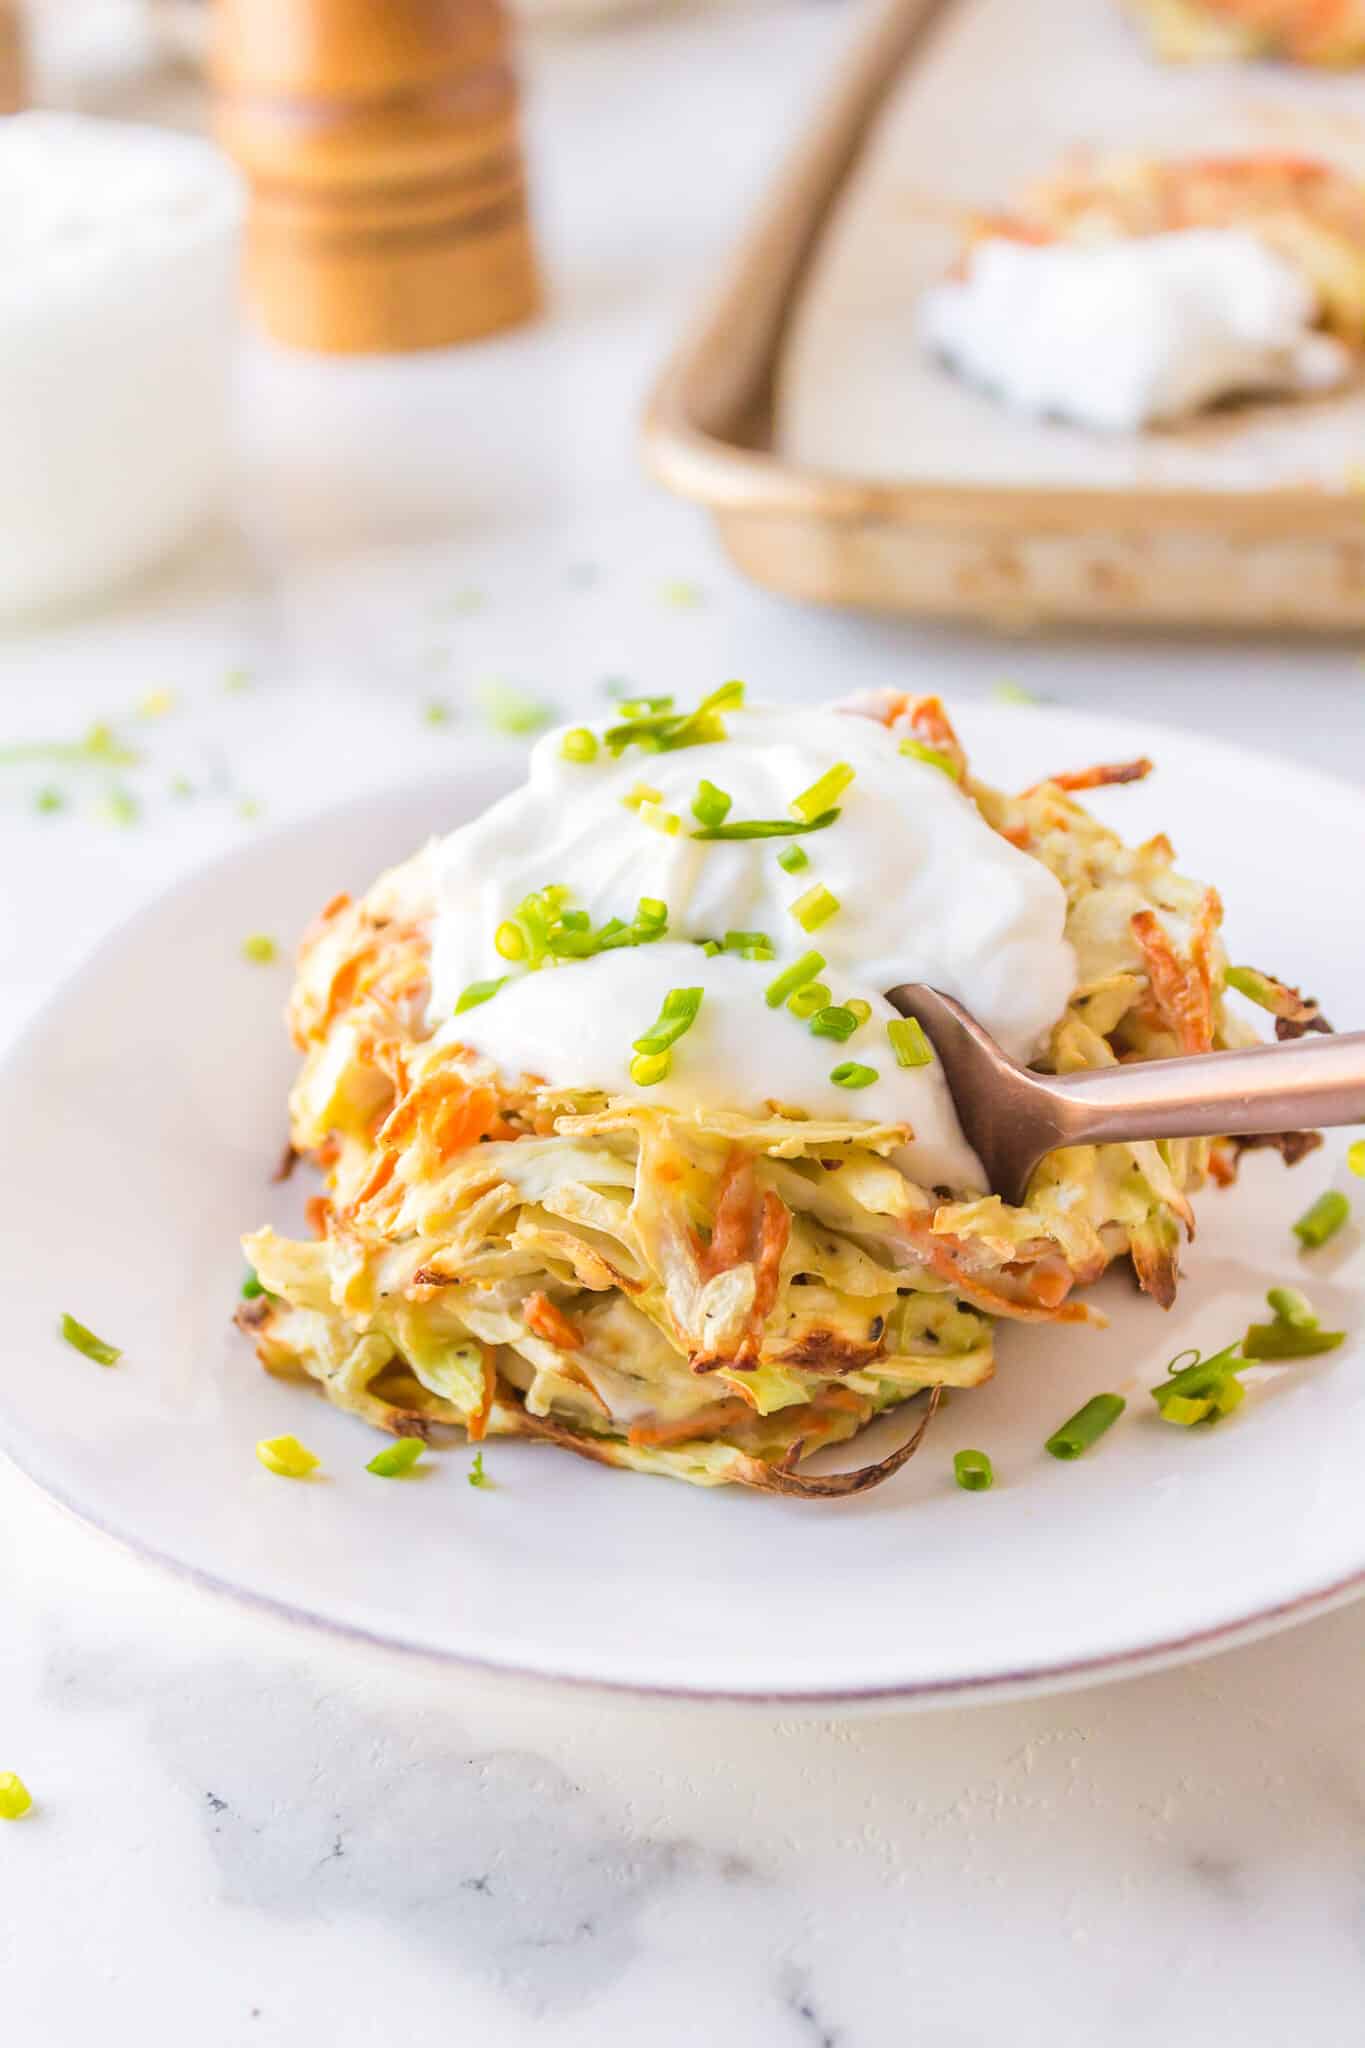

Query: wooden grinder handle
[212,0,541,353]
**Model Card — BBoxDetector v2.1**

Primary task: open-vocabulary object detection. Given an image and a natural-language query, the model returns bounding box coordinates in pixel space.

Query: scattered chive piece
[724,929,771,955]
[101,786,140,828]
[559,910,590,932]
[60,1313,121,1367]
[241,933,277,965]
[887,1016,934,1069]
[991,681,1035,706]
[367,1437,425,1478]
[787,981,831,1020]
[1293,1190,1349,1250]
[636,897,667,928]
[1160,1393,1216,1427]
[637,800,681,836]
[630,1050,672,1086]
[560,727,598,764]
[238,797,263,822]
[1348,1140,1365,1178]
[810,1004,859,1043]
[845,999,871,1026]
[241,1269,265,1300]
[137,688,176,719]
[33,786,64,814]
[765,952,826,1009]
[469,1450,490,1488]
[476,679,551,736]
[632,986,704,1057]
[1241,1321,1345,1361]
[169,774,195,799]
[604,680,743,758]
[660,579,702,608]
[691,780,733,829]
[454,976,509,1015]
[1266,1285,1317,1329]
[692,809,840,843]
[1151,1346,1245,1425]
[953,1449,994,1492]
[830,1061,878,1090]
[777,844,809,875]
[424,699,453,727]
[0,721,138,769]
[623,781,663,810]
[0,1774,33,1821]
[1045,1393,1125,1459]
[495,920,528,962]
[223,666,252,693]
[620,695,674,718]
[899,738,961,781]
[1224,965,1280,1010]
[791,762,854,823]
[698,939,722,957]
[256,1434,320,1479]
[789,883,839,933]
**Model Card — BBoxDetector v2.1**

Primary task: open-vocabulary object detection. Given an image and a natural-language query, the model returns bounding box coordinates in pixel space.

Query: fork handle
[1045,1030,1365,1150]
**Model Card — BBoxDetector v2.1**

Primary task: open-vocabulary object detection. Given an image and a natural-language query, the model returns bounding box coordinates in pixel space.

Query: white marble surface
[4,6,1365,2041]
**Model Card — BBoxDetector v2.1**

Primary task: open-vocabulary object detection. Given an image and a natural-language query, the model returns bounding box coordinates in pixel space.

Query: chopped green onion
[223,666,252,693]
[469,1450,490,1488]
[777,844,809,875]
[991,681,1035,706]
[0,1773,33,1821]
[698,939,722,957]
[636,897,667,929]
[692,809,840,843]
[454,976,509,1015]
[101,786,140,828]
[256,1434,320,1479]
[604,680,743,758]
[830,1061,878,1090]
[1151,1346,1245,1425]
[845,999,871,1026]
[1293,1190,1349,1249]
[764,952,826,1009]
[1266,1285,1317,1329]
[60,1313,121,1367]
[791,762,854,823]
[742,941,774,961]
[560,727,598,764]
[637,801,682,836]
[33,786,65,814]
[0,721,138,768]
[887,1016,934,1068]
[810,1004,859,1043]
[620,695,674,718]
[367,1437,425,1477]
[787,981,831,1020]
[1348,1139,1365,1178]
[630,1050,672,1086]
[1160,1393,1216,1427]
[476,680,552,736]
[899,738,961,781]
[241,1269,265,1300]
[691,780,732,829]
[723,929,771,955]
[494,921,528,962]
[789,883,839,932]
[953,1449,994,1492]
[424,699,452,727]
[1241,1321,1345,1361]
[660,579,702,608]
[622,781,663,810]
[1045,1393,1125,1459]
[241,933,277,965]
[169,774,195,799]
[1224,965,1280,1010]
[632,986,704,1057]
[238,797,263,822]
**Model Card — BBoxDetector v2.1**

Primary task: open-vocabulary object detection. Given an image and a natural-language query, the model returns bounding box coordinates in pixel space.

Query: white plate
[2,703,1362,1705]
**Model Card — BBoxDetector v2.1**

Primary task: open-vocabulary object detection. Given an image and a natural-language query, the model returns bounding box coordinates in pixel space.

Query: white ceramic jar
[0,112,243,619]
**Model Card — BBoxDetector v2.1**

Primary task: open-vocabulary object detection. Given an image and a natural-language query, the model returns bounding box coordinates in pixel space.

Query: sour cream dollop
[920,228,1350,433]
[427,702,1076,1193]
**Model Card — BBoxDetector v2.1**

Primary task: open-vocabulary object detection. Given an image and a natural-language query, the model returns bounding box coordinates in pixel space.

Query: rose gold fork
[884,984,1365,1206]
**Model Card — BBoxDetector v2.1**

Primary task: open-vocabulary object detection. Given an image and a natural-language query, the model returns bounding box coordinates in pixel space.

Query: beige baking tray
[643,0,1365,632]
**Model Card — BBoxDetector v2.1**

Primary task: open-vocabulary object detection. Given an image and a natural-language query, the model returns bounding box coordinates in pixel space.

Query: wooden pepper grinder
[212,0,541,353]
[0,0,26,114]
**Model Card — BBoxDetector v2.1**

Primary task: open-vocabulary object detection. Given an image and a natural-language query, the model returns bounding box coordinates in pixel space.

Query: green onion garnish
[899,738,961,781]
[636,897,667,929]
[0,1772,33,1821]
[1293,1190,1349,1249]
[810,1005,859,1043]
[622,781,663,810]
[723,929,771,955]
[777,844,809,874]
[691,780,732,828]
[1045,1393,1125,1459]
[0,721,138,768]
[692,809,840,843]
[255,1434,320,1479]
[224,667,252,693]
[887,1016,934,1068]
[1265,1285,1317,1329]
[697,938,722,957]
[637,801,682,837]
[630,1050,672,1086]
[1241,1321,1345,1361]
[791,763,854,823]
[242,934,277,965]
[991,681,1035,706]
[621,695,674,718]
[34,787,64,814]
[102,787,140,828]
[660,580,702,608]
[560,727,598,764]
[1349,1139,1365,1177]
[367,1437,425,1478]
[765,952,825,1009]
[476,680,552,736]
[60,1313,121,1367]
[241,1269,265,1301]
[787,981,831,1020]
[1151,1346,1244,1426]
[845,999,871,1026]
[424,699,452,727]
[1224,965,1280,1010]
[454,976,509,1015]
[953,1449,994,1492]
[632,986,704,1058]
[469,1450,490,1488]
[830,1061,878,1089]
[789,883,839,933]
[494,921,527,962]
[604,680,743,758]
